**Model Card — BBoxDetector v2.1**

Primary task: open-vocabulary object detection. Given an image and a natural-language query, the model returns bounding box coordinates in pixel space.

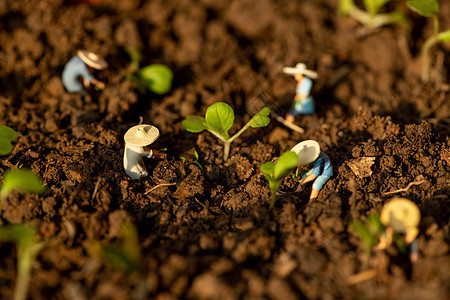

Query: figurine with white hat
[123,124,160,180]
[291,140,333,204]
[62,50,108,95]
[377,197,421,262]
[283,63,318,123]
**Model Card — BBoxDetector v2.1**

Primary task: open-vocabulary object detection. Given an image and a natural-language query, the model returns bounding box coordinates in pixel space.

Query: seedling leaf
[0,125,18,155]
[249,107,271,128]
[0,169,45,201]
[139,64,173,95]
[363,0,389,16]
[205,102,234,138]
[438,30,450,42]
[406,0,439,17]
[339,0,354,14]
[182,116,207,133]
[0,224,35,248]
[260,161,275,175]
[273,151,298,179]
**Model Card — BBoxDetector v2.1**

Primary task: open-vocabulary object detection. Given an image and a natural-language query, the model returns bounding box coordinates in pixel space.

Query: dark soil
[1,0,449,299]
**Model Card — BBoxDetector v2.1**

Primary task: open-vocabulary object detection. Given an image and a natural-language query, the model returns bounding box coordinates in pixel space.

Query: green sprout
[0,125,18,155]
[0,224,46,300]
[85,221,143,275]
[180,150,203,171]
[182,102,271,161]
[125,47,173,94]
[407,0,450,81]
[350,213,385,269]
[0,169,45,207]
[339,0,407,30]
[260,151,298,209]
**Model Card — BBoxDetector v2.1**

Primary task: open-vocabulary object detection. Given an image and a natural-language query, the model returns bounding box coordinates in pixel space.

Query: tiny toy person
[282,63,318,123]
[62,50,108,96]
[291,140,333,204]
[377,197,421,263]
[123,124,160,180]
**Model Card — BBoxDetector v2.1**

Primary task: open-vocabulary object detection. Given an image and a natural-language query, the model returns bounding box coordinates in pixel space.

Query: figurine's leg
[305,175,331,204]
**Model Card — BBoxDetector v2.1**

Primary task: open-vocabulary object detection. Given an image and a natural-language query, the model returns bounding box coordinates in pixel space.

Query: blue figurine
[62,50,108,96]
[291,140,333,204]
[283,63,318,123]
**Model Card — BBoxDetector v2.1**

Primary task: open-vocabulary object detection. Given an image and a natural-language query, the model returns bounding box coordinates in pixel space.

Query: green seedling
[85,221,148,300]
[0,125,18,155]
[85,221,143,274]
[350,213,385,269]
[407,0,450,81]
[260,151,298,209]
[339,0,407,30]
[182,102,270,161]
[0,169,45,207]
[125,47,173,94]
[180,150,203,171]
[0,224,46,300]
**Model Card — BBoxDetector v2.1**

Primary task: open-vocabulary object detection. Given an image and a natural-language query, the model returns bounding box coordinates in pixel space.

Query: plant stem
[223,141,231,161]
[14,243,44,300]
[420,16,440,82]
[269,181,281,210]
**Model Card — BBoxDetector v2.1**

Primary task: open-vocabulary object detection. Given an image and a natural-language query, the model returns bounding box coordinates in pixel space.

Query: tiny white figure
[123,124,160,180]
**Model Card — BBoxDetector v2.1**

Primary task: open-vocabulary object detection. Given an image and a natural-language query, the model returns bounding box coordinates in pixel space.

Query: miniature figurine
[291,140,333,204]
[377,197,421,263]
[123,124,160,180]
[62,50,108,96]
[283,63,318,123]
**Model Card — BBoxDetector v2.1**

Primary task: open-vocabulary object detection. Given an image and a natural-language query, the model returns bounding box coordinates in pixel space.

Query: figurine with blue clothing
[291,140,333,204]
[283,63,318,123]
[62,50,108,97]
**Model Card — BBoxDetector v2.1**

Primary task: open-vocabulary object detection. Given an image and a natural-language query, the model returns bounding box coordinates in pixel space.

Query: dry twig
[144,182,176,194]
[382,180,426,196]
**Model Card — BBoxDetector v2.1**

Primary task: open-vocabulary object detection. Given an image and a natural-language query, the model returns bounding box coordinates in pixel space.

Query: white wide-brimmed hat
[124,124,160,147]
[77,50,108,70]
[380,197,420,233]
[283,63,318,79]
[290,140,320,166]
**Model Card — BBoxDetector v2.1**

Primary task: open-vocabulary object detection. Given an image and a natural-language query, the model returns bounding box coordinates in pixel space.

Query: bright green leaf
[339,0,355,14]
[407,0,439,17]
[182,116,207,133]
[250,107,271,128]
[205,102,234,138]
[363,0,389,16]
[260,161,275,175]
[273,151,298,179]
[139,64,173,95]
[0,169,45,200]
[0,126,18,155]
[438,30,450,42]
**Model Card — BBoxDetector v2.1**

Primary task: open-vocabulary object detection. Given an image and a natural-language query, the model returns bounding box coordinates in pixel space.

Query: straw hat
[283,63,318,79]
[77,50,108,70]
[291,140,320,166]
[124,124,160,147]
[380,197,420,233]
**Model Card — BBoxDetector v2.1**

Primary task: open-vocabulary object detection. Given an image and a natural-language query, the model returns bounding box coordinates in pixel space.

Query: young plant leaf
[0,223,35,247]
[273,151,298,179]
[0,169,45,201]
[204,102,234,139]
[182,116,207,133]
[339,0,355,14]
[406,0,439,17]
[139,64,173,95]
[249,107,271,128]
[438,30,450,42]
[0,125,18,155]
[363,0,389,16]
[260,161,275,175]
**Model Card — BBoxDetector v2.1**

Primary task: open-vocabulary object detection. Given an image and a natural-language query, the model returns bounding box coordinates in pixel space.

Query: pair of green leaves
[260,151,298,209]
[407,0,450,42]
[125,47,173,95]
[0,126,45,204]
[182,102,270,161]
